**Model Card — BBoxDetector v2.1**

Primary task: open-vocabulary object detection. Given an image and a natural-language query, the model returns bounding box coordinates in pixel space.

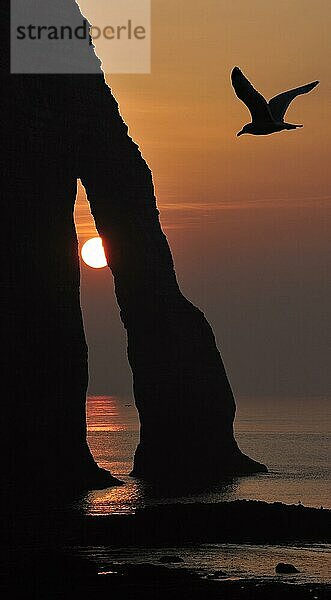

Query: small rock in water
[275,562,300,574]
[207,570,227,579]
[158,555,184,564]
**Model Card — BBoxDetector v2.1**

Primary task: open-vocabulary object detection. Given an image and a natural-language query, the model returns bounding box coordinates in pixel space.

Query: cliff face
[1,1,266,495]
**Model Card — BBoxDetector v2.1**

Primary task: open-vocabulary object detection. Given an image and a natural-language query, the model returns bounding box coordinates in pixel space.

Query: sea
[75,395,331,584]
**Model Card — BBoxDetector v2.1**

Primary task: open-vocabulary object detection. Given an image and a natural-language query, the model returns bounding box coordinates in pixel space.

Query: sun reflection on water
[80,396,331,515]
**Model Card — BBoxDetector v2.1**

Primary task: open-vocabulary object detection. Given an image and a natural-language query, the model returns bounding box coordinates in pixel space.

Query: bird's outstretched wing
[231,67,274,123]
[268,81,319,122]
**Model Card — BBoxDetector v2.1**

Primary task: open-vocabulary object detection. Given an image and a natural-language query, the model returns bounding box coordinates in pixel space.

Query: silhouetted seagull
[231,67,319,136]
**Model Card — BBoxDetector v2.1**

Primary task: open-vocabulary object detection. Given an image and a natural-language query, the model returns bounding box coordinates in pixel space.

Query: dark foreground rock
[4,500,329,554]
[66,501,331,547]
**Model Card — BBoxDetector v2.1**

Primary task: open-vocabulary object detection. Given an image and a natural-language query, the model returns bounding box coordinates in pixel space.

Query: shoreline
[3,552,330,599]
[3,500,330,598]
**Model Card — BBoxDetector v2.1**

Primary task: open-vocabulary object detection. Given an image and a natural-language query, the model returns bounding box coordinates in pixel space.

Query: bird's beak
[237,130,244,137]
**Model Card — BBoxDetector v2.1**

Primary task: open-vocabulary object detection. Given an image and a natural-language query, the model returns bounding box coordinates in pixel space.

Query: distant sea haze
[83,395,331,516]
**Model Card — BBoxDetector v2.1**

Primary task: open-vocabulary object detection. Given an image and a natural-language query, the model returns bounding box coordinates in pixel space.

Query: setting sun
[81,237,107,269]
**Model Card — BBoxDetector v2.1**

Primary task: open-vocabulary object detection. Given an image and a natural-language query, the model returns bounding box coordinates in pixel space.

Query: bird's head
[237,124,252,136]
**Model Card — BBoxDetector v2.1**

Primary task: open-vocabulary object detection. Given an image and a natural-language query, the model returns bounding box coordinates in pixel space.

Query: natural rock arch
[1,1,266,495]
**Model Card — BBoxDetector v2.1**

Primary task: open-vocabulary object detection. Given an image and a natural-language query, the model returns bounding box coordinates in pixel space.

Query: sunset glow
[74,0,330,399]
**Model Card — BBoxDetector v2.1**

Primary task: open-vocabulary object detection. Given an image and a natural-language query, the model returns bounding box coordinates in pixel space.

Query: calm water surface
[82,395,330,515]
[75,396,330,584]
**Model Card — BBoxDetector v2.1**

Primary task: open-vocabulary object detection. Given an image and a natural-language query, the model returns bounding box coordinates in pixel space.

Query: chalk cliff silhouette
[1,1,266,495]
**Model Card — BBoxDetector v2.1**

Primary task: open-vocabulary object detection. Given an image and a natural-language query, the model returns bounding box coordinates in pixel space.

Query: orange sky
[75,0,331,398]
